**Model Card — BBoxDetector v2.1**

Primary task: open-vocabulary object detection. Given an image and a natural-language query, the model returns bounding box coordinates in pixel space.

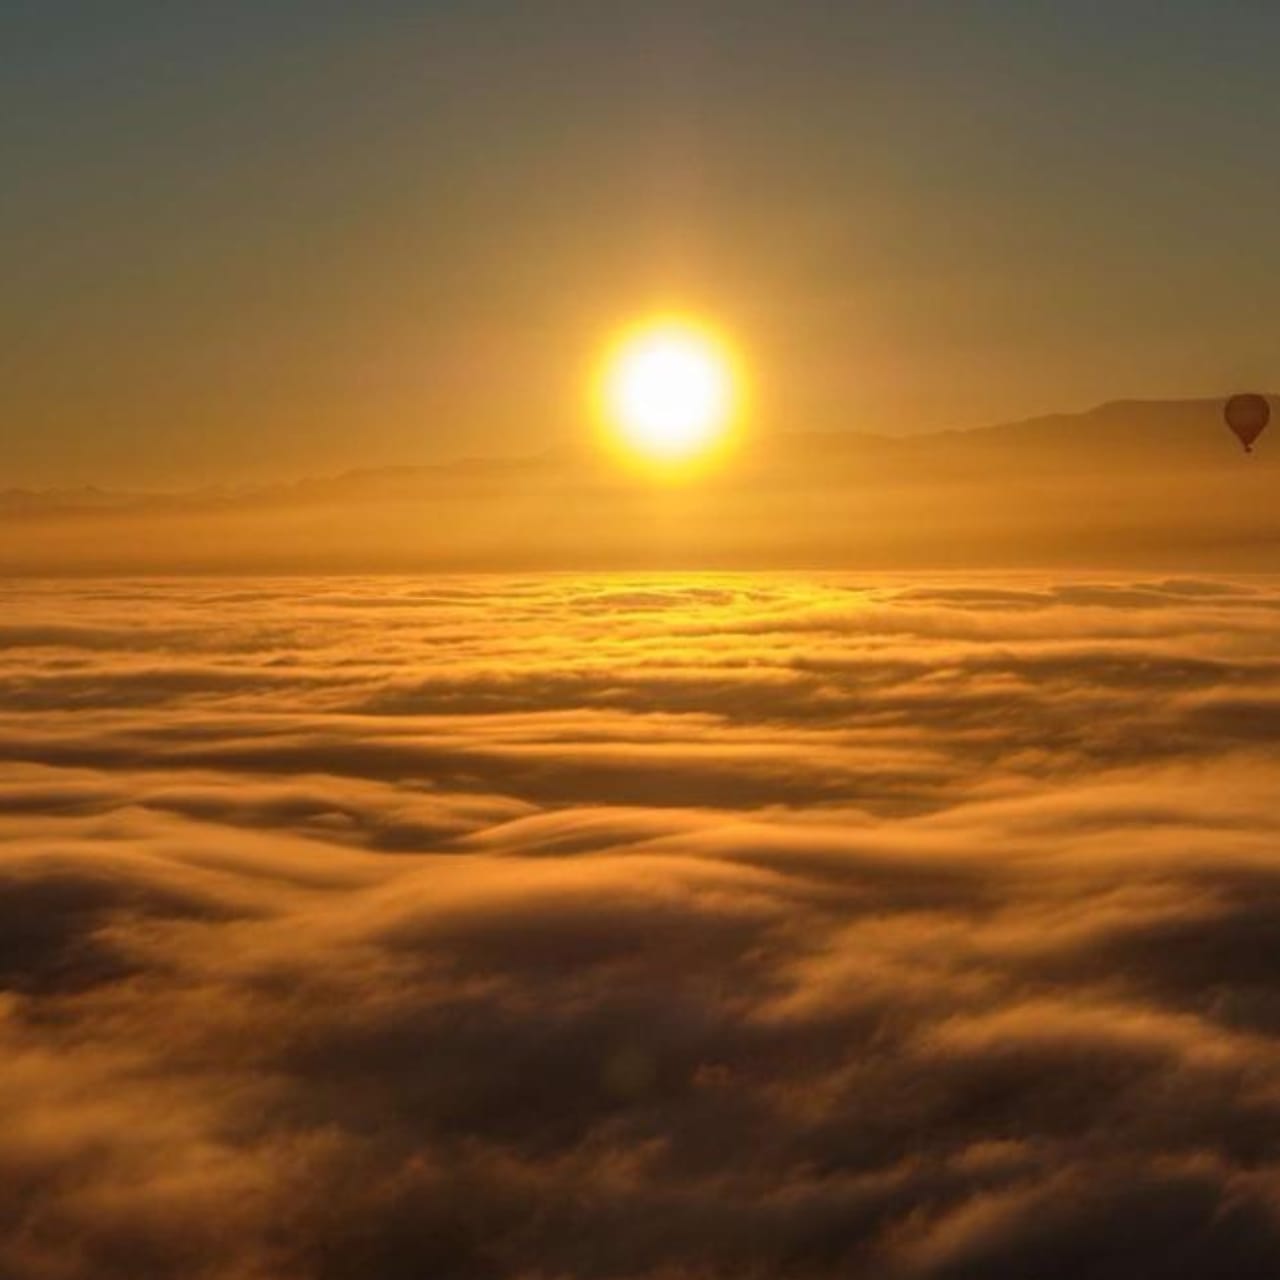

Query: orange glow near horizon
[597,319,743,472]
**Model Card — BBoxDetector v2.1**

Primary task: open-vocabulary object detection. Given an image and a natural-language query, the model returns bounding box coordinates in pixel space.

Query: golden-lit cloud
[3,576,1280,1276]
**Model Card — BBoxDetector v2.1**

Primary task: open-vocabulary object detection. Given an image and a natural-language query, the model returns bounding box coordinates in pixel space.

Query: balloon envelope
[1224,394,1270,452]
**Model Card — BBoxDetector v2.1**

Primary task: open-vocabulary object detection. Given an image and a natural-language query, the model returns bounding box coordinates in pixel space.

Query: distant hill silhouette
[1,399,1276,572]
[919,398,1279,473]
[2,398,1273,516]
[757,398,1278,481]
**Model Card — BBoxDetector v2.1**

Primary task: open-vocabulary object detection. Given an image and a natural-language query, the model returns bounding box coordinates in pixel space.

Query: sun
[599,320,740,467]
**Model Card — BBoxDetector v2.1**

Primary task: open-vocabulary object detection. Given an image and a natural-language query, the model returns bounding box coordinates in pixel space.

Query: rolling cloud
[3,574,1280,1277]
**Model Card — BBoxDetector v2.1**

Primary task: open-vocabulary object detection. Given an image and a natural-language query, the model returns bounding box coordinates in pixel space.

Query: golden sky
[6,3,1280,486]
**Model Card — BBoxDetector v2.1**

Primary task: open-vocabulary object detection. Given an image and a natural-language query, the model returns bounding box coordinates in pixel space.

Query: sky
[6,1,1280,486]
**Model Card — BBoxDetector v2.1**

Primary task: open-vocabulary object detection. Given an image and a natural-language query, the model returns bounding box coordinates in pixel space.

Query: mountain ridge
[2,396,1273,515]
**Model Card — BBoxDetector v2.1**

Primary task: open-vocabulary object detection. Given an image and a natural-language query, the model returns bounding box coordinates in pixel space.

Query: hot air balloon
[1224,393,1270,454]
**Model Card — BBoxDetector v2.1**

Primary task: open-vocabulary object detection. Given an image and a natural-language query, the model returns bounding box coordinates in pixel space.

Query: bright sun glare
[602,321,739,466]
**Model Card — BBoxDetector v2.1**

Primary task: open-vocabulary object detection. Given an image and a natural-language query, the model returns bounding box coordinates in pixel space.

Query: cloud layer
[3,573,1280,1277]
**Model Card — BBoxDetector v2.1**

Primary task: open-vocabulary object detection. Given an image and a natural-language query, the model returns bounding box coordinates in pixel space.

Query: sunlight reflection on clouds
[2,574,1280,1277]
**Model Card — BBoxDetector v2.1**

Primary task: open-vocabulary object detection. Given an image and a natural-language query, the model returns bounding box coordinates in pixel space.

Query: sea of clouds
[3,573,1280,1278]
